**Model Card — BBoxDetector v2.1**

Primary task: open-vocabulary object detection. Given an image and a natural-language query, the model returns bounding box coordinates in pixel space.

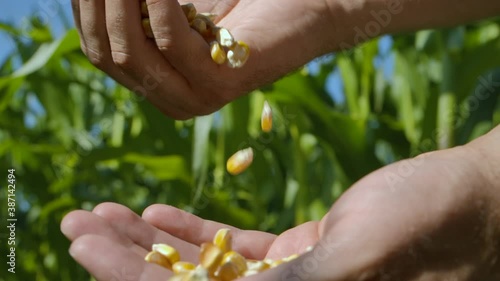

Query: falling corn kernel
[226,147,253,175]
[261,100,272,132]
[210,41,226,65]
[142,18,154,38]
[152,243,180,266]
[227,41,250,68]
[181,3,197,23]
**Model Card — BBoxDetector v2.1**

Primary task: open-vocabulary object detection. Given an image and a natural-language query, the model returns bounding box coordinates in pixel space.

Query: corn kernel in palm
[222,251,247,274]
[227,41,250,68]
[152,243,180,265]
[213,228,232,253]
[261,100,272,132]
[226,147,253,175]
[282,253,299,262]
[246,260,269,272]
[217,262,239,281]
[173,261,196,274]
[216,28,235,48]
[142,18,154,38]
[145,251,173,269]
[210,42,226,65]
[140,1,149,17]
[181,3,197,22]
[199,243,223,275]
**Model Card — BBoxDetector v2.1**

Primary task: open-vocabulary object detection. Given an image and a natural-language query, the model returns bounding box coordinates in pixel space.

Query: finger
[142,204,276,259]
[104,0,209,118]
[70,234,169,281]
[93,202,199,262]
[61,210,148,258]
[147,0,214,71]
[265,221,320,260]
[79,0,189,119]
[146,0,230,108]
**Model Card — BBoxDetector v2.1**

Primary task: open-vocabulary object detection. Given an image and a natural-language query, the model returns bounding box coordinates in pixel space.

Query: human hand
[61,127,500,280]
[70,0,337,119]
[60,202,319,280]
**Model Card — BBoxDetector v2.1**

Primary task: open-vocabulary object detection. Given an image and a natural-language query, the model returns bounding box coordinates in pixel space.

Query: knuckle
[85,47,108,68]
[155,37,177,52]
[111,51,135,71]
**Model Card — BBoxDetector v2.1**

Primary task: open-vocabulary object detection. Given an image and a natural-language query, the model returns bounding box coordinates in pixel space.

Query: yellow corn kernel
[181,3,197,23]
[217,262,239,281]
[226,147,253,175]
[261,100,272,132]
[199,12,218,22]
[213,228,232,253]
[190,18,208,37]
[246,259,269,271]
[152,244,181,266]
[199,243,223,275]
[210,41,226,65]
[282,253,299,262]
[227,41,250,68]
[216,28,235,48]
[145,251,173,269]
[141,18,154,39]
[268,259,284,268]
[221,251,247,274]
[140,1,149,17]
[173,261,196,274]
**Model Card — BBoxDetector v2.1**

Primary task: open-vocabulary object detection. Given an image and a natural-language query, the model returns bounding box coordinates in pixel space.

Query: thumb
[241,234,369,281]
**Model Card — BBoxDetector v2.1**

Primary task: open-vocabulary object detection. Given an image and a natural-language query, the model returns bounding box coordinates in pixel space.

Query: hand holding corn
[141,2,249,68]
[71,0,341,119]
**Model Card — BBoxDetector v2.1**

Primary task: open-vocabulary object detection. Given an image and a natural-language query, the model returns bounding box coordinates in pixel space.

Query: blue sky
[0,0,74,61]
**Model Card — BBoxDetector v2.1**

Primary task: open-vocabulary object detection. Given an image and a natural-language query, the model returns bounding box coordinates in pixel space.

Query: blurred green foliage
[0,15,499,281]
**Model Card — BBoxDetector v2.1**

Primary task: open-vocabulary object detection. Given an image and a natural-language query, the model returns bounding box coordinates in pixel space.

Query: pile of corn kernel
[140,2,250,68]
[145,228,301,281]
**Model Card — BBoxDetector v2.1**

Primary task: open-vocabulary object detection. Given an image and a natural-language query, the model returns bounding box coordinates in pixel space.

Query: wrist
[465,125,500,276]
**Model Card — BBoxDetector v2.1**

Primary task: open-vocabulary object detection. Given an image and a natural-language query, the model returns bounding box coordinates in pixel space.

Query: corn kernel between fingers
[210,42,226,65]
[216,28,235,48]
[181,3,197,23]
[227,41,250,69]
[141,18,154,39]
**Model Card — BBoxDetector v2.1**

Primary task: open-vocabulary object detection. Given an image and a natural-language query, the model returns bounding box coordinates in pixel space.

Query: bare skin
[61,125,500,281]
[71,0,500,119]
[67,0,500,279]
